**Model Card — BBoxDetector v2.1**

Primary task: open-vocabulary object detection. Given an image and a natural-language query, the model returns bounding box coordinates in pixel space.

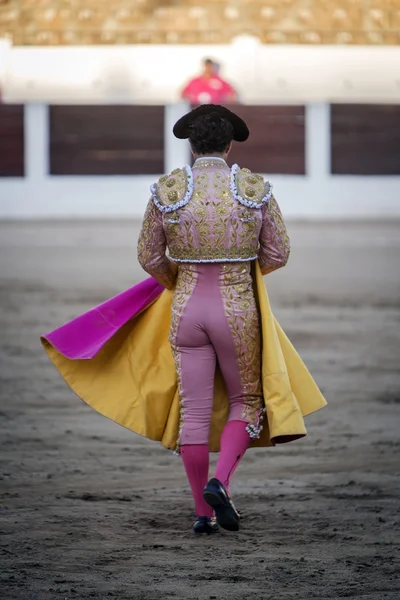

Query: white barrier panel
[0,102,399,220]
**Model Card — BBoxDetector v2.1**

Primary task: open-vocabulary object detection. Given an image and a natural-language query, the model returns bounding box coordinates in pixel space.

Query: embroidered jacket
[137,157,290,289]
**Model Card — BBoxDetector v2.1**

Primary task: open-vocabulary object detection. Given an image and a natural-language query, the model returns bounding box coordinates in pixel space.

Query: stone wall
[1,0,399,46]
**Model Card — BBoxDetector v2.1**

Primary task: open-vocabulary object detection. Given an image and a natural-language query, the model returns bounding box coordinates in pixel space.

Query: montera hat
[173,104,249,142]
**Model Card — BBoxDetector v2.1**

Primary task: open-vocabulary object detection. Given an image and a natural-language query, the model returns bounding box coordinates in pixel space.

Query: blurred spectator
[181,58,238,105]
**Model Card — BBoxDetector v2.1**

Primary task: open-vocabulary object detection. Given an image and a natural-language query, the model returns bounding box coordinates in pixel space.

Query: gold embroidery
[162,167,263,264]
[167,190,178,202]
[194,206,206,217]
[137,200,154,268]
[216,202,228,216]
[153,168,188,208]
[245,187,256,198]
[163,222,180,239]
[239,209,253,220]
[169,246,257,262]
[193,159,228,169]
[137,199,177,289]
[169,265,199,453]
[257,195,290,275]
[219,264,264,426]
[236,168,265,202]
[268,196,290,260]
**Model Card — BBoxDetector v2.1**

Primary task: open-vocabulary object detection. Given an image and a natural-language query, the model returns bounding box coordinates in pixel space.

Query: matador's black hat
[173,104,249,142]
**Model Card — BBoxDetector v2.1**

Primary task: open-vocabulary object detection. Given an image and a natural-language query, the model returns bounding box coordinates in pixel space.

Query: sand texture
[0,219,399,600]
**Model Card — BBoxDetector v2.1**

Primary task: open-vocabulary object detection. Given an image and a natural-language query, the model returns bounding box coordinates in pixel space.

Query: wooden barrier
[49,105,165,175]
[228,105,306,175]
[0,104,24,177]
[331,104,400,175]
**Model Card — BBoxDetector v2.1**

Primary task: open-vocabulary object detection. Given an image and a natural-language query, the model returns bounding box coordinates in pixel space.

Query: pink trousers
[169,262,264,449]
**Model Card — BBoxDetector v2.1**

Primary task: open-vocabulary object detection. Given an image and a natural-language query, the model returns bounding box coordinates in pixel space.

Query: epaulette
[150,165,193,213]
[230,164,273,209]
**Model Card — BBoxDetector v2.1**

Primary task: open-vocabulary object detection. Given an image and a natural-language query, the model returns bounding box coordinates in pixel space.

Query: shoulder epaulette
[150,165,193,213]
[230,164,273,209]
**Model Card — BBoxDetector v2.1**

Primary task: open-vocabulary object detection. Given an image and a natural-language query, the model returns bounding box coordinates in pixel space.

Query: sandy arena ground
[0,219,399,600]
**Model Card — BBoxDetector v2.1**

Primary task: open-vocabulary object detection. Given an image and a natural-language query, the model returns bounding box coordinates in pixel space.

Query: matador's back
[138,157,290,287]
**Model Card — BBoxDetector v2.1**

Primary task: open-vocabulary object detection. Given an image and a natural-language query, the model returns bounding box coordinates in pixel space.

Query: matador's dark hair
[188,112,234,155]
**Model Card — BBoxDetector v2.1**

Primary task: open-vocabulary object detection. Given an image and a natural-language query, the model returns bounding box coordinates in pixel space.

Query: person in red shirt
[181,58,238,105]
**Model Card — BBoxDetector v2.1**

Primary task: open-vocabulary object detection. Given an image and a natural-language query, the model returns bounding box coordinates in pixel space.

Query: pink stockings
[181,421,251,517]
[214,420,252,491]
[180,445,213,518]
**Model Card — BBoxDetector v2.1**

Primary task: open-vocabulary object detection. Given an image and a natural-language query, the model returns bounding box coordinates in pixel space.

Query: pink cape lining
[42,277,164,359]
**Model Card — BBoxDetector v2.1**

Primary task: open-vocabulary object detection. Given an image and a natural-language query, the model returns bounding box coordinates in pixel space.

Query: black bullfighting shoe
[203,478,240,532]
[193,516,219,535]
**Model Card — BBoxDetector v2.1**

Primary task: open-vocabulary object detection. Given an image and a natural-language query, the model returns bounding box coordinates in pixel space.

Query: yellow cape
[42,262,326,451]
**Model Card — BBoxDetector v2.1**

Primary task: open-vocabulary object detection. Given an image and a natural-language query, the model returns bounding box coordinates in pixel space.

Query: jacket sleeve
[137,198,178,290]
[258,196,290,276]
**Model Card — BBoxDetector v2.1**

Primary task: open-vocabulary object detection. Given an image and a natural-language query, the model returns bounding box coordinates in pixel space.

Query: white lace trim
[246,408,266,440]
[246,423,263,439]
[173,418,184,457]
[230,164,273,209]
[169,255,257,264]
[151,164,194,213]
